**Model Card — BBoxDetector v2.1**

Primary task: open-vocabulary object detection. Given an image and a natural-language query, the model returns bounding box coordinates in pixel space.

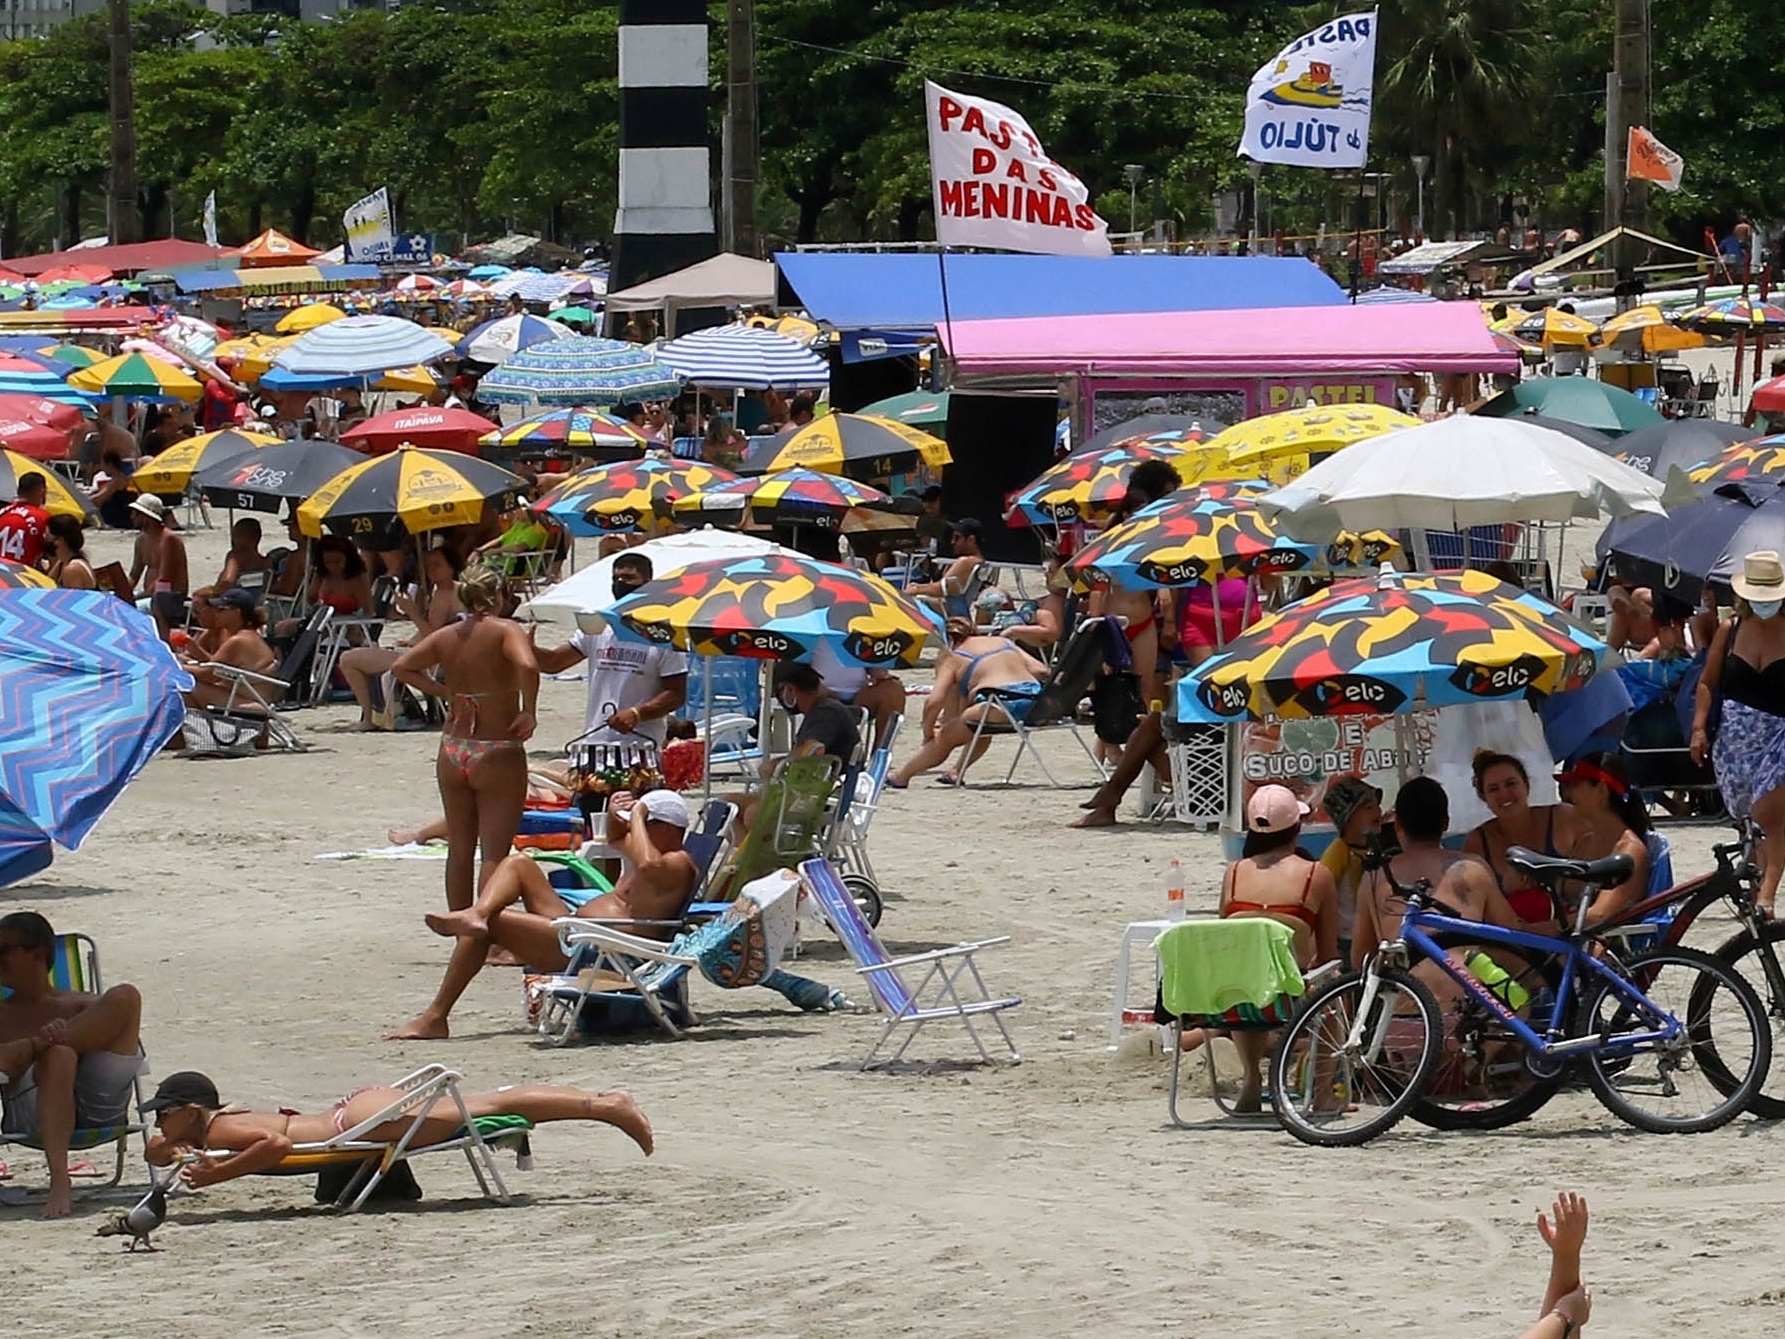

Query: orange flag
[1627,127,1684,193]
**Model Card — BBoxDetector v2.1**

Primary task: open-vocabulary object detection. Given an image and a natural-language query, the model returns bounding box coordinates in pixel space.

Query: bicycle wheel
[1579,946,1772,1134]
[1269,965,1442,1148]
[1407,936,1565,1132]
[1698,923,1785,1118]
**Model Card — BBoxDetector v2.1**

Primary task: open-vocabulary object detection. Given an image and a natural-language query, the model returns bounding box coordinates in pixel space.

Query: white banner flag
[925,81,1111,257]
[202,191,218,248]
[1238,12,1378,169]
[343,187,395,262]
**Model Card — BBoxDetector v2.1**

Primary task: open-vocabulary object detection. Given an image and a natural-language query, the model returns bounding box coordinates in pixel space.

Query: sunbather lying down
[142,1069,652,1189]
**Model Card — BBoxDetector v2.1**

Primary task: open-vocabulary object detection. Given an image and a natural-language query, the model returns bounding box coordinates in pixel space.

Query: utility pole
[107,0,139,244]
[724,0,758,258]
[1606,0,1649,293]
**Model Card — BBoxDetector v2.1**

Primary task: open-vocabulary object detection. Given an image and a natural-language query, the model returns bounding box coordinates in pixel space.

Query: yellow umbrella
[213,333,294,381]
[1494,307,1600,349]
[375,364,444,395]
[0,447,93,519]
[129,429,278,495]
[1596,304,1706,355]
[1211,402,1418,469]
[275,303,348,334]
[744,413,950,476]
[297,446,527,538]
[744,314,821,346]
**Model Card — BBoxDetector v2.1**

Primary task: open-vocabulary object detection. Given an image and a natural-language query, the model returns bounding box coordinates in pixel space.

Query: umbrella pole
[702,657,714,805]
[1212,579,1224,651]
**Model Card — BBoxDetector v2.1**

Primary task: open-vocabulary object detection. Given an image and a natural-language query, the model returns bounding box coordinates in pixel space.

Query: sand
[3,520,1781,1339]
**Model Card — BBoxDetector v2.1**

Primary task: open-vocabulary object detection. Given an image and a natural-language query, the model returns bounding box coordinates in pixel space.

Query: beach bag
[686,869,801,989]
[180,712,263,757]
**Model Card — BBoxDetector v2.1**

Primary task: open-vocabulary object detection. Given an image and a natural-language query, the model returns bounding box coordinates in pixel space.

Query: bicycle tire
[1697,922,1785,1119]
[1406,934,1566,1132]
[1580,945,1771,1134]
[1269,965,1442,1148]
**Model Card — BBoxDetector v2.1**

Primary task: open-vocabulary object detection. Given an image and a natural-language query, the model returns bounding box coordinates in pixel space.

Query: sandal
[935,773,961,787]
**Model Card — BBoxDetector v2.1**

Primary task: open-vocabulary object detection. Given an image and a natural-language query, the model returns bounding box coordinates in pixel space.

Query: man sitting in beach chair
[0,912,145,1219]
[387,791,698,1040]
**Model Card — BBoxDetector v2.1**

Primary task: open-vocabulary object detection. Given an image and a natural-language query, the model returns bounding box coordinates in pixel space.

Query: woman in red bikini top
[1461,750,1580,933]
[1220,784,1339,970]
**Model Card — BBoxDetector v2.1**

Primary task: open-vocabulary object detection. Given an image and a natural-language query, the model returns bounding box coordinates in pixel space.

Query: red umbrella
[1754,376,1785,416]
[339,405,500,455]
[34,263,114,285]
[0,416,77,460]
[0,394,87,432]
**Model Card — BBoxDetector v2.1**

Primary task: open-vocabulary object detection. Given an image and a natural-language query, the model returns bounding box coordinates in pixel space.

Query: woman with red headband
[1557,752,1652,925]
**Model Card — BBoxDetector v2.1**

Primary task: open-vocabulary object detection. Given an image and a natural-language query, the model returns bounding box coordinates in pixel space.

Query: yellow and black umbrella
[0,561,54,589]
[536,457,741,535]
[674,467,892,529]
[1493,307,1599,348]
[739,413,950,479]
[297,446,526,539]
[213,333,294,381]
[1006,442,1190,526]
[0,447,93,519]
[130,429,278,496]
[1595,304,1705,355]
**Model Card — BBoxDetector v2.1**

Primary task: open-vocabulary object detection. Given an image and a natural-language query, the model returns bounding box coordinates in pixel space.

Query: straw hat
[1731,550,1785,603]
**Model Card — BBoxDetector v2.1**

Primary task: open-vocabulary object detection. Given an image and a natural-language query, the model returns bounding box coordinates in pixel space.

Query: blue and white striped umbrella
[456,313,573,364]
[272,314,454,377]
[479,336,683,407]
[657,325,829,391]
[1354,286,1439,305]
[490,270,603,304]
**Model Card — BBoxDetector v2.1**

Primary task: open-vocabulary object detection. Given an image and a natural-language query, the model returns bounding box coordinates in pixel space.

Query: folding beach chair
[961,616,1110,788]
[0,934,149,1196]
[182,607,328,756]
[172,1065,524,1213]
[798,858,1021,1069]
[309,576,397,704]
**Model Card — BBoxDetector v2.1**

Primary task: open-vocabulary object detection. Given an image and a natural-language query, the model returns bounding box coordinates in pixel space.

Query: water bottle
[1165,857,1186,921]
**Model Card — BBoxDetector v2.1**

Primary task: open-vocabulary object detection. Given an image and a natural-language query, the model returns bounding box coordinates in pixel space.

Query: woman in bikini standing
[393,566,538,915]
[1462,751,1580,935]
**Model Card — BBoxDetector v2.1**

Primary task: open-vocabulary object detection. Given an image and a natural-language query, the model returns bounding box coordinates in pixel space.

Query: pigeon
[95,1182,167,1252]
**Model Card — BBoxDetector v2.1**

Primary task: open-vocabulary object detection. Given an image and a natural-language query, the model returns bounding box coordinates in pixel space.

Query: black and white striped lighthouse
[610,0,718,299]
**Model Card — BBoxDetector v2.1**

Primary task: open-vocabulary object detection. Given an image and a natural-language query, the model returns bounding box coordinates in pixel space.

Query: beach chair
[703,755,841,908]
[0,934,148,1196]
[1154,918,1341,1127]
[172,1064,524,1213]
[308,577,397,704]
[961,617,1110,788]
[183,607,328,756]
[798,857,1021,1069]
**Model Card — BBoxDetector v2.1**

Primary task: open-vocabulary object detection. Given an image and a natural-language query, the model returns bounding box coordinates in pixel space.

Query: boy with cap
[1317,776,1389,962]
[387,790,698,1040]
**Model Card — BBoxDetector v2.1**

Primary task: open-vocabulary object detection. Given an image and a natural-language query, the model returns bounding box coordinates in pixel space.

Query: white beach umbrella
[523,527,790,624]
[272,315,455,377]
[1257,414,1668,541]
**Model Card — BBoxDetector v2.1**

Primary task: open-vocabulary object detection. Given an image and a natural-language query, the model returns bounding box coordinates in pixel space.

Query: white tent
[602,253,779,334]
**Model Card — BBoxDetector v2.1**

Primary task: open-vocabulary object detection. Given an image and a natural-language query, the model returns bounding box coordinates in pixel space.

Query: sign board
[343,187,395,262]
[386,233,436,265]
[1237,710,1438,828]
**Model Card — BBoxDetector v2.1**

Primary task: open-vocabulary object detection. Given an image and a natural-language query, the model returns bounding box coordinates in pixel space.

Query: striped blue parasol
[657,325,829,391]
[0,351,91,407]
[272,314,455,377]
[478,335,683,407]
[0,589,191,886]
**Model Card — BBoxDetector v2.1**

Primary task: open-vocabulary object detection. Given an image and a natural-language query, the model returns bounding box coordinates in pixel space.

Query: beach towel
[1154,919,1304,1018]
[314,842,448,861]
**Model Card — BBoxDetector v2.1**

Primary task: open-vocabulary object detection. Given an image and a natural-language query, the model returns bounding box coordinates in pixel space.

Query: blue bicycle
[1269,848,1774,1147]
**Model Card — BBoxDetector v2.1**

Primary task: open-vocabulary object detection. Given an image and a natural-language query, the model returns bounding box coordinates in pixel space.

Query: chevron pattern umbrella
[478,336,682,406]
[0,589,191,886]
[272,315,455,377]
[657,325,829,391]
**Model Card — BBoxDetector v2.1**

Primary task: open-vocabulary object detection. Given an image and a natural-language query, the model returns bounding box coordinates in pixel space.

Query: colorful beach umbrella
[609,552,934,668]
[1676,298,1785,336]
[339,406,499,455]
[739,413,950,478]
[213,333,293,381]
[195,438,363,513]
[1005,442,1190,526]
[455,313,573,364]
[0,351,88,408]
[0,589,191,885]
[656,325,829,391]
[275,302,348,333]
[131,429,278,496]
[0,447,92,517]
[1177,569,1604,725]
[1685,435,1785,488]
[273,314,454,378]
[1613,419,1758,479]
[1594,304,1706,355]
[68,351,203,404]
[1473,377,1663,436]
[536,457,741,536]
[0,562,54,589]
[478,336,683,407]
[1211,403,1419,468]
[297,446,526,538]
[479,407,647,458]
[674,467,892,529]
[1077,413,1230,456]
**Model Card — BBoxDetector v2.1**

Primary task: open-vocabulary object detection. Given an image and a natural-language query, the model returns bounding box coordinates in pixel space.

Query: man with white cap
[125,493,189,639]
[387,790,697,1040]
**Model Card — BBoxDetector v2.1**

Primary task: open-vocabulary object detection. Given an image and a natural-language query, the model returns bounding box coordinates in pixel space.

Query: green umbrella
[553,306,598,326]
[1474,377,1663,436]
[856,388,951,430]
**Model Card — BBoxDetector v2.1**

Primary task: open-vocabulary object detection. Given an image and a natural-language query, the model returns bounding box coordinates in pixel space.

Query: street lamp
[1411,155,1430,241]
[1123,163,1144,236]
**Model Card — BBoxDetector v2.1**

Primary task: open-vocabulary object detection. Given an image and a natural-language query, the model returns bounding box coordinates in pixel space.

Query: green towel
[1155,919,1306,1018]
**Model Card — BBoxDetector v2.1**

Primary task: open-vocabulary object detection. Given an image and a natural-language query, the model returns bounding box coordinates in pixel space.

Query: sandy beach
[3,520,1781,1339]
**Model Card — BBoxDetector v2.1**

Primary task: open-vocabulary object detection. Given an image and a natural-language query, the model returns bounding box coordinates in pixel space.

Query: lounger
[0,934,149,1198]
[960,616,1111,788]
[182,607,329,756]
[798,857,1021,1069]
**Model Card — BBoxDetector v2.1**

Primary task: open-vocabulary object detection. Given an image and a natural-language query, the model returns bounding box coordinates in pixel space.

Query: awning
[235,228,321,268]
[603,252,777,312]
[4,239,229,277]
[0,309,146,333]
[1377,240,1520,276]
[943,302,1518,378]
[775,252,1345,329]
[171,264,383,296]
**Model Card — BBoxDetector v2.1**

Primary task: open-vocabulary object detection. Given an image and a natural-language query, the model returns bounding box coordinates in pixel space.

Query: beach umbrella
[442,278,494,301]
[394,274,441,293]
[297,445,526,539]
[1005,441,1191,526]
[195,438,363,513]
[1683,435,1785,488]
[0,562,54,589]
[857,388,952,430]
[1676,298,1785,336]
[739,413,950,478]
[273,315,455,378]
[1496,308,1600,348]
[0,415,77,462]
[41,344,104,370]
[1474,377,1662,436]
[1753,376,1785,416]
[1601,477,1785,605]
[0,393,89,433]
[340,405,500,455]
[0,589,191,885]
[1491,329,1545,361]
[131,429,278,496]
[1594,304,1706,355]
[1257,415,1666,540]
[212,333,292,381]
[1177,568,1604,725]
[1076,412,1230,456]
[535,457,741,536]
[1211,402,1419,475]
[1613,419,1759,479]
[467,264,512,281]
[657,325,829,391]
[673,467,892,529]
[1498,411,1617,454]
[744,313,821,345]
[0,352,90,408]
[478,407,647,458]
[1067,494,1401,590]
[478,335,683,407]
[275,302,349,334]
[551,306,598,327]
[526,528,787,620]
[34,263,111,285]
[609,551,934,668]
[455,313,573,364]
[0,447,92,517]
[68,352,203,404]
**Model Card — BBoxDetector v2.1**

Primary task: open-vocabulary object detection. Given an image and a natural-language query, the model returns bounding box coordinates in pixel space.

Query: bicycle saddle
[1505,846,1634,887]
